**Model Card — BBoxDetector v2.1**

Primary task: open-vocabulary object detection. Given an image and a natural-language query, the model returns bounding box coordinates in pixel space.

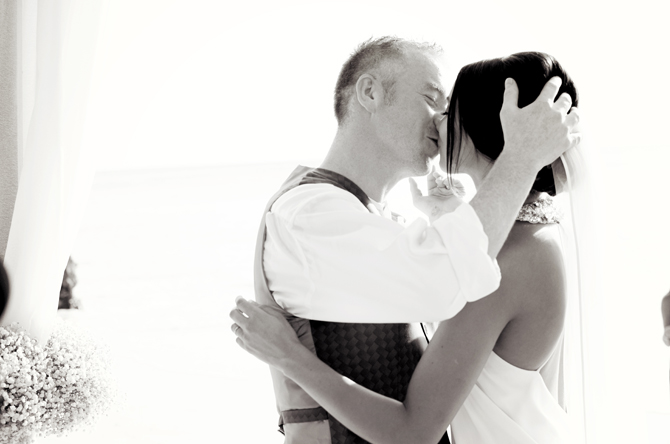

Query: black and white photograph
[0,0,669,443]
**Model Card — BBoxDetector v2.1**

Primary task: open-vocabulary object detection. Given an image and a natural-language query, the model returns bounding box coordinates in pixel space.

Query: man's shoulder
[271,183,366,218]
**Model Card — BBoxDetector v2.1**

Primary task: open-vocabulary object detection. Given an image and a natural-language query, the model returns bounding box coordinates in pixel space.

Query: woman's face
[438,104,493,187]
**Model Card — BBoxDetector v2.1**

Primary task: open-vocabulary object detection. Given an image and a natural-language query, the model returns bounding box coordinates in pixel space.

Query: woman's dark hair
[446,52,578,196]
[0,260,9,319]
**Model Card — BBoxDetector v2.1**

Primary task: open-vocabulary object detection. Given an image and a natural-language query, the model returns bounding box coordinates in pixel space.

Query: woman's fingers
[228,296,305,369]
[426,166,452,194]
[230,296,293,337]
[235,295,260,316]
[230,306,247,341]
[230,296,258,338]
[230,307,248,327]
[435,176,449,189]
[426,171,438,192]
[236,337,246,349]
[231,322,243,337]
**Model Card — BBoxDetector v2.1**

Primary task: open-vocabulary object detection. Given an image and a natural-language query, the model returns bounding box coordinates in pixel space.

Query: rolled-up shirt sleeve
[263,184,501,323]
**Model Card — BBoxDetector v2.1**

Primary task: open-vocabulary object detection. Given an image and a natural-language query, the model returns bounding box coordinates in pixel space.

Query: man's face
[374,50,449,177]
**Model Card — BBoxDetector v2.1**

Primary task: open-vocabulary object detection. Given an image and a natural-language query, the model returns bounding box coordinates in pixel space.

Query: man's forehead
[426,51,456,93]
[402,51,445,80]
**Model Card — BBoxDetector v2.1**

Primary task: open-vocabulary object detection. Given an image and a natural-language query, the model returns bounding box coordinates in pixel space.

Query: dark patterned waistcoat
[253,166,450,444]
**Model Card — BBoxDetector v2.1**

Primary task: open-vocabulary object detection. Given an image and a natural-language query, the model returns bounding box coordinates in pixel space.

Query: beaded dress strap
[516,194,562,224]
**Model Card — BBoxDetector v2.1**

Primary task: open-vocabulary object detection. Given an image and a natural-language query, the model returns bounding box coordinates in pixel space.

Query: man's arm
[423,77,580,259]
[264,184,500,323]
[468,151,539,258]
[473,77,580,257]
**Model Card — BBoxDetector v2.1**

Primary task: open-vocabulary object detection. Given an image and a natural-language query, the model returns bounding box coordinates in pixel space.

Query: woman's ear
[355,74,383,114]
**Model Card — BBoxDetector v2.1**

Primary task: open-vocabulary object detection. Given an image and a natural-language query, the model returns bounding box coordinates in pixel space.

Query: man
[247,36,580,443]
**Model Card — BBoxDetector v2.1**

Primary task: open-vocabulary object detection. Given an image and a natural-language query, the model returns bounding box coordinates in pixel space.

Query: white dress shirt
[263,183,501,323]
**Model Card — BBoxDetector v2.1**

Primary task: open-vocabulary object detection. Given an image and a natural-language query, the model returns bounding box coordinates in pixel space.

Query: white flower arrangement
[0,318,114,443]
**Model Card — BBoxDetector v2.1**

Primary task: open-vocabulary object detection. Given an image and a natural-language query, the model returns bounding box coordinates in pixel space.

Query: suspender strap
[300,168,372,210]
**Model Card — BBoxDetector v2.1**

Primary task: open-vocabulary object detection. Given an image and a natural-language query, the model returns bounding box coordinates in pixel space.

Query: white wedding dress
[450,148,593,444]
[451,344,577,443]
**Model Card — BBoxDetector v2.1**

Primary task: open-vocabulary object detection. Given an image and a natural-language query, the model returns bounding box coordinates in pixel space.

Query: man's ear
[355,74,383,114]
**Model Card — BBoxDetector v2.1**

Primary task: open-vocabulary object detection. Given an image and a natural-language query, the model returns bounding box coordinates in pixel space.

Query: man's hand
[500,77,581,172]
[409,166,464,223]
[663,325,670,346]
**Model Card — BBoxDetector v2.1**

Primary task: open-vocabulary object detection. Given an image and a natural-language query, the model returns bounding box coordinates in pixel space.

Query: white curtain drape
[0,0,103,344]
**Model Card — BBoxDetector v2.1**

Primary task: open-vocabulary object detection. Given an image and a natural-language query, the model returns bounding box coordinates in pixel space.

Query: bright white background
[88,0,670,171]
[38,0,670,443]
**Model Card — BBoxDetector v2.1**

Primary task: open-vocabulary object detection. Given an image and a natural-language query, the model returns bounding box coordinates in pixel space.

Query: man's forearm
[469,151,539,258]
[467,75,579,259]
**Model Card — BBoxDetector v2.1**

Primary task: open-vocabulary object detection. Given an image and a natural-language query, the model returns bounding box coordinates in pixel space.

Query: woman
[231,52,586,443]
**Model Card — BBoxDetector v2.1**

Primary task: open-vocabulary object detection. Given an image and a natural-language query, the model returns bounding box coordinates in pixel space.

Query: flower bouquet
[0,318,114,443]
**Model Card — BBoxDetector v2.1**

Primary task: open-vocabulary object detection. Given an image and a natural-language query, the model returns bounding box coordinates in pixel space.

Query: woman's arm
[233,293,510,444]
[231,243,544,444]
[232,229,563,444]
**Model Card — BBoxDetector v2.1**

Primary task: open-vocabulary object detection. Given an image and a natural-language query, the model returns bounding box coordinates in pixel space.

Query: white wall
[87,0,670,171]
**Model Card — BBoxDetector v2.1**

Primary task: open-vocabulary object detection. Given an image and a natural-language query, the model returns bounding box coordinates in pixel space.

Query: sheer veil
[553,144,604,444]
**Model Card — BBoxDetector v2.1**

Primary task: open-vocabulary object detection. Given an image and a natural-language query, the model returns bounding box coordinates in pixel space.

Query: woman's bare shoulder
[492,223,567,368]
[502,222,563,265]
[497,222,566,305]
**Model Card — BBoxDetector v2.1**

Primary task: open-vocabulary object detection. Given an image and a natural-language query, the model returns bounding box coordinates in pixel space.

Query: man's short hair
[334,36,442,126]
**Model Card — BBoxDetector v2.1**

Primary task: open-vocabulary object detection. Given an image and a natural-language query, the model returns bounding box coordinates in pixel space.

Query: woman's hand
[409,166,465,223]
[426,167,466,199]
[230,296,304,371]
[663,325,670,346]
